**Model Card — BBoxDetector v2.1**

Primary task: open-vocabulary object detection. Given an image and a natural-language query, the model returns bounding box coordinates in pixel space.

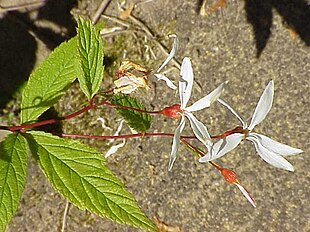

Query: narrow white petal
[168,116,186,171]
[185,112,211,146]
[217,98,247,129]
[97,117,113,131]
[199,133,243,162]
[114,120,125,136]
[235,183,256,208]
[248,80,274,130]
[156,34,179,73]
[154,73,177,90]
[114,85,138,94]
[109,120,125,143]
[251,133,303,156]
[179,57,194,109]
[114,76,133,87]
[104,140,126,158]
[186,82,225,112]
[247,134,294,171]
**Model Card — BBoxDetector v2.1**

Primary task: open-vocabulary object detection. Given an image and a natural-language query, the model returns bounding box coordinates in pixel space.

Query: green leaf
[111,95,151,132]
[0,133,28,231]
[26,131,157,231]
[21,37,78,123]
[76,17,104,100]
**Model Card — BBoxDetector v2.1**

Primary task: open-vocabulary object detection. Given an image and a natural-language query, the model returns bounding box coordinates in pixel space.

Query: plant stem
[100,101,161,114]
[61,132,197,140]
[181,138,223,171]
[0,100,162,132]
[181,138,204,157]
[209,161,223,171]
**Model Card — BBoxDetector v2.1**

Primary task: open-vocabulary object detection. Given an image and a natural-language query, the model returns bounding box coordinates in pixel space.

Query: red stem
[181,138,204,156]
[181,138,223,171]
[100,101,161,114]
[61,132,197,140]
[209,161,223,171]
[0,100,162,132]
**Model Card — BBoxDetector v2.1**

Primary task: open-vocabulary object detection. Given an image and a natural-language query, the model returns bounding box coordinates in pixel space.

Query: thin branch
[128,14,181,69]
[0,0,45,13]
[61,132,197,140]
[100,14,131,28]
[0,100,161,132]
[100,29,141,38]
[60,201,70,232]
[92,0,112,24]
[100,14,180,69]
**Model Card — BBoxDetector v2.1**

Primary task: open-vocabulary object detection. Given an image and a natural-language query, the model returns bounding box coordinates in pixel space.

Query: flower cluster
[199,80,303,171]
[111,38,303,207]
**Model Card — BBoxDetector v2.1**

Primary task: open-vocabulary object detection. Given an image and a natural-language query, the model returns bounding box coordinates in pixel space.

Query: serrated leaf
[76,17,104,100]
[111,95,151,132]
[25,131,157,231]
[0,133,28,231]
[21,37,78,124]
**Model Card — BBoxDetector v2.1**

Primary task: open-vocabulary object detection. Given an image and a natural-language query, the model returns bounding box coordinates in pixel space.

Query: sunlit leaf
[21,37,78,123]
[26,131,157,231]
[111,95,151,132]
[76,17,104,100]
[0,133,28,231]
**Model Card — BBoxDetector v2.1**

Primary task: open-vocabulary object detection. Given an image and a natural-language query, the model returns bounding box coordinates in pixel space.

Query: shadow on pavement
[245,0,310,57]
[0,0,77,110]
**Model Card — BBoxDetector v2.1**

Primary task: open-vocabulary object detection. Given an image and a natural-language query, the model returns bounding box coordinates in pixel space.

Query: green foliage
[21,37,78,124]
[25,131,157,232]
[76,17,104,100]
[3,17,157,231]
[0,133,28,232]
[111,95,152,132]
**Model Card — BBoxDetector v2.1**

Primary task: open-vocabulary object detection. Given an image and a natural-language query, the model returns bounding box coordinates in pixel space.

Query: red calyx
[160,104,182,118]
[221,168,238,184]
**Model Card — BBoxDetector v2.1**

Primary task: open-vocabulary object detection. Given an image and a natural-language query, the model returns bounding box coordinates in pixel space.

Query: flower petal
[199,133,243,162]
[250,133,303,156]
[105,140,126,158]
[184,112,211,147]
[179,57,194,109]
[168,116,186,171]
[186,82,225,112]
[235,183,256,208]
[248,80,274,130]
[156,34,179,73]
[247,133,294,171]
[217,98,247,129]
[154,73,177,90]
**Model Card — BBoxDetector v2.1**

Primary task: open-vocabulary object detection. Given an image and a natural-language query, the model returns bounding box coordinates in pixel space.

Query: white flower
[113,60,150,94]
[168,57,225,170]
[153,34,179,90]
[114,35,179,94]
[114,74,150,94]
[199,80,303,171]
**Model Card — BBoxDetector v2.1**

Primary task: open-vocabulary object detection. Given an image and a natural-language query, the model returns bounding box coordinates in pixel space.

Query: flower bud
[160,104,181,118]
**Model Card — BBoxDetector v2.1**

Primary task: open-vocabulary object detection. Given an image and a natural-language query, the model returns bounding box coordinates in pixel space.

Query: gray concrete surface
[1,0,309,231]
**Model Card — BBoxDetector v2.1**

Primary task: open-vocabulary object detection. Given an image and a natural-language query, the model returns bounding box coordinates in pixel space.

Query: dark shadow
[0,12,36,109]
[36,107,63,135]
[35,0,77,49]
[0,0,77,110]
[104,55,119,77]
[272,0,310,46]
[245,0,310,57]
[245,0,273,58]
[196,0,205,13]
